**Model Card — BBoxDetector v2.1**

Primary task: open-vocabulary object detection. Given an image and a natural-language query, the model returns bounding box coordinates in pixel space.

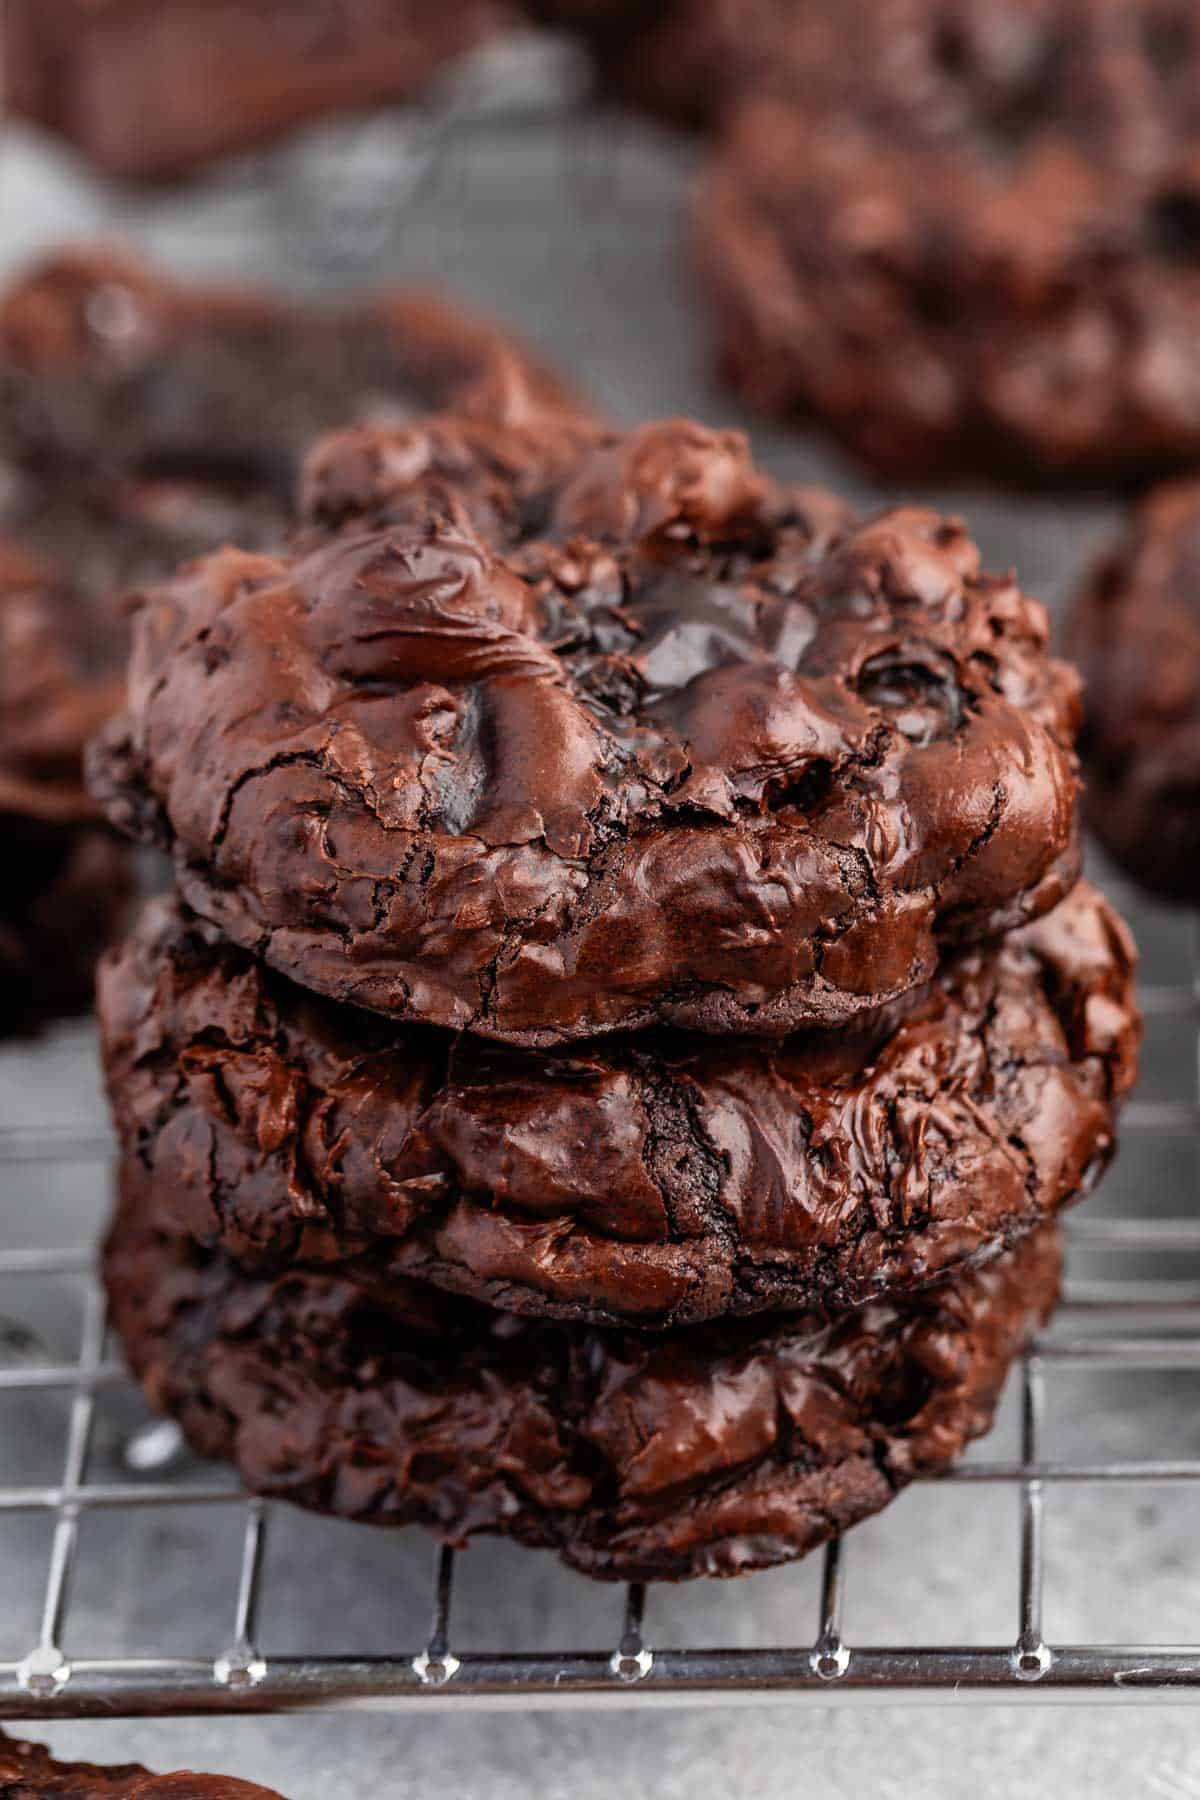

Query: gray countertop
[3,71,1199,1795]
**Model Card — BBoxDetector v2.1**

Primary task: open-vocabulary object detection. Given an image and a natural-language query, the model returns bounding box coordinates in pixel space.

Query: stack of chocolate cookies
[93,410,1139,1580]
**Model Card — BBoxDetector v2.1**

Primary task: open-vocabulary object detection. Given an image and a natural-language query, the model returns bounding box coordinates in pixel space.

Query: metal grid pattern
[0,949,1197,1716]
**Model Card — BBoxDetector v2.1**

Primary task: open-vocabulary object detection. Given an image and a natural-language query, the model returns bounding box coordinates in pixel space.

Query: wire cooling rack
[0,896,1198,1717]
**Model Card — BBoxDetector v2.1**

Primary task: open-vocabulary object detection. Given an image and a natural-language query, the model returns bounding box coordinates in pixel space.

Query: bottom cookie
[105,1180,1059,1582]
[0,1726,283,1797]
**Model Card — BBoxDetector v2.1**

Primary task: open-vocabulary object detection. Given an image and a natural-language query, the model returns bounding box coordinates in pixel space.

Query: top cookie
[700,0,1200,481]
[90,414,1081,1044]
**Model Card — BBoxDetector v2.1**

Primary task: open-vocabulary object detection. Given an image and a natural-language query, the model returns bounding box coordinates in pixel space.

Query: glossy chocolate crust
[100,882,1135,1328]
[0,540,130,1033]
[0,1728,284,1798]
[6,0,512,180]
[0,244,576,637]
[700,0,1200,482]
[90,414,1082,1045]
[1070,480,1200,902]
[104,1179,1059,1581]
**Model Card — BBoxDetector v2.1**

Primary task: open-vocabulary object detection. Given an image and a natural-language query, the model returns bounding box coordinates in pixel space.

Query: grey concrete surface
[2,70,1199,1797]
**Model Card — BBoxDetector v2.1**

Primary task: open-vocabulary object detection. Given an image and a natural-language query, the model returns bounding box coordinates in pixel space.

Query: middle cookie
[101,881,1137,1329]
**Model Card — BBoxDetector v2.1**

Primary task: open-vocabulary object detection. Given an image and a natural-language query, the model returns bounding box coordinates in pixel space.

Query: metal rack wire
[0,944,1197,1716]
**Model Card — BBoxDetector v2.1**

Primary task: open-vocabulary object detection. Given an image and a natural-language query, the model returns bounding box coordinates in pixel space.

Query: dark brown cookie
[104,1174,1060,1582]
[1070,478,1200,902]
[100,882,1135,1328]
[0,244,576,634]
[89,415,1082,1045]
[6,0,513,180]
[531,0,796,129]
[0,1728,285,1798]
[699,0,1200,481]
[0,540,131,1034]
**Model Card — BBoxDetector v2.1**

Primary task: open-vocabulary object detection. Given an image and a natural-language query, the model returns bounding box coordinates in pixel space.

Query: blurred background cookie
[1070,478,1200,902]
[698,0,1200,481]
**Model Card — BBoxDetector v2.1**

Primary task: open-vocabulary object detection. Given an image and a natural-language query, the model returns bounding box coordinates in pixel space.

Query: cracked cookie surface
[104,1176,1060,1581]
[90,415,1082,1044]
[699,0,1200,481]
[99,882,1134,1327]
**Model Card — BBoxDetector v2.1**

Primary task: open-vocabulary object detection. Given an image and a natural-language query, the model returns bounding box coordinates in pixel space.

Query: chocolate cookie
[700,0,1200,481]
[6,0,512,180]
[0,1728,284,1798]
[0,540,130,1033]
[100,882,1135,1327]
[0,245,575,631]
[104,1174,1059,1582]
[89,415,1082,1045]
[1070,479,1200,902]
